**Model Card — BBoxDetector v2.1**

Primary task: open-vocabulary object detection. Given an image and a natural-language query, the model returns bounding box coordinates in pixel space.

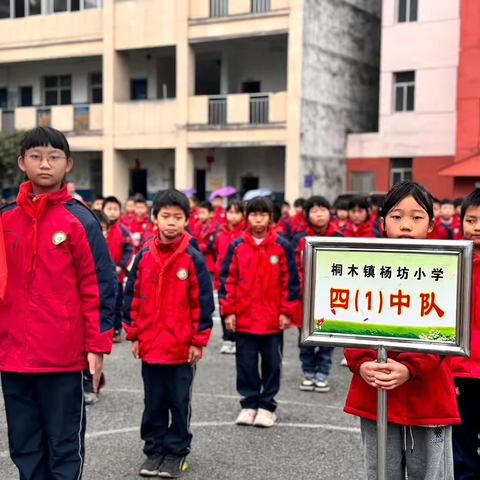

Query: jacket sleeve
[395,353,443,380]
[187,248,214,348]
[218,242,239,316]
[278,239,301,317]
[119,225,133,270]
[68,207,116,354]
[122,251,144,341]
[344,348,377,375]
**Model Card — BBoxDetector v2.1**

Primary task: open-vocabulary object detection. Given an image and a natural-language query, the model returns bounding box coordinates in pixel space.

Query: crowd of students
[1,126,480,480]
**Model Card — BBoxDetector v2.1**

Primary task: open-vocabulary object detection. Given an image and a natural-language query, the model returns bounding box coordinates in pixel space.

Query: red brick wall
[454,177,480,197]
[413,157,455,199]
[346,158,390,192]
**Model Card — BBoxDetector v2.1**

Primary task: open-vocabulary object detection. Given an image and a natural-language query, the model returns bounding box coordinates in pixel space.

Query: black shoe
[113,330,121,343]
[158,455,188,478]
[139,453,165,477]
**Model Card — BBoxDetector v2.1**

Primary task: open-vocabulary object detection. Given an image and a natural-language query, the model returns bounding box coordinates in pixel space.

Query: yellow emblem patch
[52,231,67,246]
[177,268,189,280]
[270,255,279,265]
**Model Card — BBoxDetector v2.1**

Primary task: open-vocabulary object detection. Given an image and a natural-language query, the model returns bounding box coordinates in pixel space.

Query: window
[0,0,10,19]
[349,171,376,194]
[90,73,102,104]
[394,71,415,112]
[0,88,7,109]
[397,0,418,23]
[390,158,412,187]
[20,86,33,107]
[44,75,71,106]
[130,79,148,101]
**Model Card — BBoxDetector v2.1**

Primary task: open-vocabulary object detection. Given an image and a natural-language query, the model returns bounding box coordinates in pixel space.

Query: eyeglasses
[26,154,67,165]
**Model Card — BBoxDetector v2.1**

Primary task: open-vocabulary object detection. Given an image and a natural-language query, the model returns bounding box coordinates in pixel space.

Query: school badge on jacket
[52,231,67,246]
[177,268,189,280]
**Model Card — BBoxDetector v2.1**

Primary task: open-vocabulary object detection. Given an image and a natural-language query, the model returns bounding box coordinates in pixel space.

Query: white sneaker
[314,373,331,393]
[341,356,348,367]
[229,342,236,355]
[220,341,233,354]
[253,408,277,428]
[235,409,257,426]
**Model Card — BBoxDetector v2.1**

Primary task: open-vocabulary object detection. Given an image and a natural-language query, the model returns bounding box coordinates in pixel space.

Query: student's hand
[131,340,140,359]
[116,266,123,276]
[374,359,411,390]
[279,314,291,331]
[188,345,202,367]
[359,361,381,389]
[225,314,236,332]
[87,352,104,393]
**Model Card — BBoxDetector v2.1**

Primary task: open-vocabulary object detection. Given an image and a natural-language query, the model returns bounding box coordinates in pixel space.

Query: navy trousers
[297,327,333,375]
[1,371,86,480]
[114,282,124,331]
[141,362,195,458]
[453,377,480,479]
[235,331,283,413]
[221,315,235,342]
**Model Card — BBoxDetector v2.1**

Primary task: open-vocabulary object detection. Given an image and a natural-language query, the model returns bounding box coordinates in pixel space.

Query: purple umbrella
[209,186,237,201]
[180,189,197,196]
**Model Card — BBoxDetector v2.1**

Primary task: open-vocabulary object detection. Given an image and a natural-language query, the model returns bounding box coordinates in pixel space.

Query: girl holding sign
[344,180,459,480]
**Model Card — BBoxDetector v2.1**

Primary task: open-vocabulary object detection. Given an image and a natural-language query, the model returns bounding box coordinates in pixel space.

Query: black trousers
[114,282,124,331]
[235,331,283,413]
[453,377,480,479]
[1,371,86,480]
[141,362,195,458]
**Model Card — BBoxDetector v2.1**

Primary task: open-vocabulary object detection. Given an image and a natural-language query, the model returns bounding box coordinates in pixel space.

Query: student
[91,196,104,211]
[195,201,218,275]
[276,202,292,239]
[291,196,342,392]
[188,195,200,233]
[121,197,136,227]
[427,197,453,240]
[451,189,480,478]
[130,198,152,248]
[332,199,348,229]
[139,210,159,250]
[212,200,245,355]
[212,195,226,224]
[219,197,300,428]
[440,199,462,240]
[291,198,307,235]
[281,201,291,219]
[0,127,116,479]
[103,196,134,343]
[454,197,464,218]
[344,180,459,480]
[123,189,214,478]
[341,197,382,238]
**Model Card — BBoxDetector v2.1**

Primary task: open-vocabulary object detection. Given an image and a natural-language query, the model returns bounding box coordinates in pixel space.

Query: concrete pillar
[220,44,230,95]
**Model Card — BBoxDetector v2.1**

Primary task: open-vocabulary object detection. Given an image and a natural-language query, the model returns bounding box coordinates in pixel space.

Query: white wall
[68,152,101,189]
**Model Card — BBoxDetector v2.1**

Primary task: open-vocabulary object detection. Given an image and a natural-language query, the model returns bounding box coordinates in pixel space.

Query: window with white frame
[90,73,102,104]
[0,0,99,18]
[44,75,71,106]
[390,158,412,187]
[394,71,415,112]
[51,0,100,13]
[397,0,418,23]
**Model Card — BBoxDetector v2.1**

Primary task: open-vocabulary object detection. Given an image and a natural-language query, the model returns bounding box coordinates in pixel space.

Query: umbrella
[180,189,197,196]
[243,188,272,201]
[209,186,237,201]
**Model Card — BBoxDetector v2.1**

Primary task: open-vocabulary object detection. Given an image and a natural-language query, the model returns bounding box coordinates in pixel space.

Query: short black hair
[213,195,222,200]
[334,199,349,211]
[189,195,199,205]
[382,180,433,221]
[246,197,274,218]
[93,196,104,202]
[348,196,371,211]
[461,190,480,224]
[94,210,109,227]
[432,197,440,204]
[21,126,71,158]
[135,198,147,205]
[305,196,331,221]
[198,201,213,213]
[152,189,190,219]
[125,197,135,204]
[294,198,305,208]
[103,196,122,210]
[454,197,465,208]
[226,200,244,214]
[282,201,290,207]
[273,203,282,224]
[440,198,454,206]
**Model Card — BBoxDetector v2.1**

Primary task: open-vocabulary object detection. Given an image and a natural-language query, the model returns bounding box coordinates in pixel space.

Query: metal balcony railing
[74,105,90,132]
[249,94,269,124]
[37,107,52,127]
[252,0,271,13]
[1,110,15,132]
[210,0,228,17]
[208,97,227,125]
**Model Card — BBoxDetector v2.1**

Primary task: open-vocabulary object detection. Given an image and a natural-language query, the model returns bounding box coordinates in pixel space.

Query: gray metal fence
[1,110,15,132]
[208,97,227,125]
[250,94,269,124]
[252,0,270,13]
[210,0,228,17]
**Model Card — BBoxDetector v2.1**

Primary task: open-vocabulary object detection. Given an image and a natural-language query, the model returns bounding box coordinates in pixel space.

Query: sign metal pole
[377,346,388,480]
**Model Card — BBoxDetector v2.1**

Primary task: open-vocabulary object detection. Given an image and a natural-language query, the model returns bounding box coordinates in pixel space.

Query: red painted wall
[456,0,480,160]
[346,158,390,192]
[413,157,455,199]
[454,177,480,197]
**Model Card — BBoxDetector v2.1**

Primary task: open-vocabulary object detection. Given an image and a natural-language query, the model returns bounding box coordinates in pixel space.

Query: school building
[346,0,480,200]
[0,0,381,202]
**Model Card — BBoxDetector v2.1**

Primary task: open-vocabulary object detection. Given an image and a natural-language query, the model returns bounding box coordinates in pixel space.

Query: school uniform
[194,219,219,274]
[277,216,292,239]
[129,214,152,237]
[219,228,300,412]
[427,218,453,240]
[123,232,214,457]
[106,220,133,331]
[340,220,382,238]
[121,212,135,229]
[445,216,462,240]
[0,181,116,480]
[451,253,480,479]
[188,207,200,234]
[213,206,226,225]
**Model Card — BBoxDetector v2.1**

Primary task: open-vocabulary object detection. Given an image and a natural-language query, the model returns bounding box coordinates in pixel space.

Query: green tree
[0,130,26,199]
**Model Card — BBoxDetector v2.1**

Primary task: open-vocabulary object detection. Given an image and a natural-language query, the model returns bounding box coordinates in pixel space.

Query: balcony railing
[37,107,52,127]
[208,97,227,125]
[252,0,271,13]
[210,0,228,17]
[1,110,15,132]
[250,94,269,124]
[74,105,90,133]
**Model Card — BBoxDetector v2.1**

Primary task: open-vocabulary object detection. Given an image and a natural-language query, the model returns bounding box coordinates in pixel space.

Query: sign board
[301,237,473,356]
[304,174,313,189]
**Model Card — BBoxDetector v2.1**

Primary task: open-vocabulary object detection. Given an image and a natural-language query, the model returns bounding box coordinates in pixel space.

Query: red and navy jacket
[107,220,133,283]
[427,218,453,240]
[188,207,200,233]
[340,221,382,238]
[218,228,301,334]
[213,206,226,225]
[123,232,214,364]
[121,212,135,229]
[129,214,152,236]
[344,348,460,426]
[445,216,462,240]
[0,182,116,373]
[277,216,292,239]
[194,219,219,273]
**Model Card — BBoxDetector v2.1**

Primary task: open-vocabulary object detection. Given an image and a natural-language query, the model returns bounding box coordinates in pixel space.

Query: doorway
[241,176,259,192]
[131,169,148,199]
[195,169,206,201]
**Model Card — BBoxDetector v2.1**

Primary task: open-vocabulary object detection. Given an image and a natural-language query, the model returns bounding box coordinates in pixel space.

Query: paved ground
[0,314,365,480]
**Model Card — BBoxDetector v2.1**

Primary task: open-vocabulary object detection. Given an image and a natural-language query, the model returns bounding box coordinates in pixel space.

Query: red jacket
[341,221,382,238]
[107,220,133,283]
[427,218,453,240]
[121,212,135,229]
[189,208,200,233]
[0,182,116,373]
[195,219,219,273]
[277,216,292,239]
[129,214,152,236]
[213,207,226,225]
[344,349,460,426]
[445,216,462,240]
[212,221,245,289]
[218,228,300,334]
[452,254,480,378]
[123,232,214,364]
